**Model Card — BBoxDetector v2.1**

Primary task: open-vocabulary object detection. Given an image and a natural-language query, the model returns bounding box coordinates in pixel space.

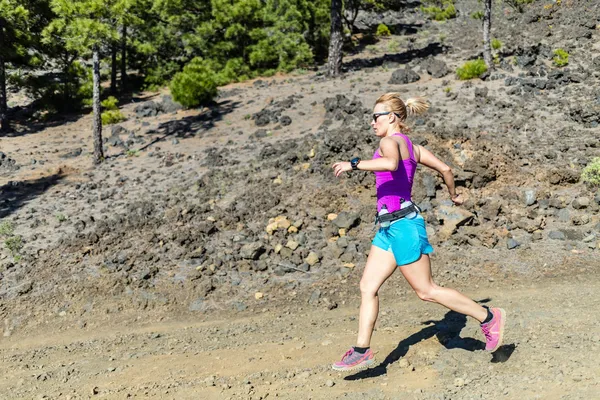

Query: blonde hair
[375,93,429,131]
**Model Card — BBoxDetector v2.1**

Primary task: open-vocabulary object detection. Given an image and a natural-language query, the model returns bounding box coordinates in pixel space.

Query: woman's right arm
[416,145,463,205]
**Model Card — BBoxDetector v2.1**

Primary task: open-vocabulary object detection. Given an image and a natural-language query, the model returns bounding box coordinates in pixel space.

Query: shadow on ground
[110,99,241,157]
[0,173,65,219]
[345,299,515,380]
[344,42,447,72]
[2,73,155,138]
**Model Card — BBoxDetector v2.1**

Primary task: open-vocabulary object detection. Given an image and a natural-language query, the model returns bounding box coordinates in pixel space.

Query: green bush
[470,10,484,19]
[421,0,456,20]
[422,4,456,20]
[456,59,488,80]
[503,0,535,13]
[376,23,391,37]
[101,110,126,125]
[492,38,502,50]
[101,96,119,111]
[553,49,569,67]
[0,221,14,237]
[170,57,218,108]
[582,157,600,186]
[4,235,23,257]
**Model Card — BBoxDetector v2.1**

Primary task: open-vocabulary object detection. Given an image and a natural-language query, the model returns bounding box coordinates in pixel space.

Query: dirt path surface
[1,276,598,400]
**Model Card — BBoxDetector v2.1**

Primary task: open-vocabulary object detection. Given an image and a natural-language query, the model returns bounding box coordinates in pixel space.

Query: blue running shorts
[372,214,434,266]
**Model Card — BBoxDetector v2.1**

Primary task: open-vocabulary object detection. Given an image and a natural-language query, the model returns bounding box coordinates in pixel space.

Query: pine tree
[135,0,211,88]
[44,0,120,164]
[247,0,313,72]
[0,1,29,132]
[111,0,147,92]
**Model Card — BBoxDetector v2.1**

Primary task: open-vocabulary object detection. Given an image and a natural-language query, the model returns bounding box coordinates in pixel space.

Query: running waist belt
[376,203,421,224]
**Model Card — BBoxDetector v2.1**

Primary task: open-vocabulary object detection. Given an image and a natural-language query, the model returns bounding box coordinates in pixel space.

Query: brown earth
[0,276,599,399]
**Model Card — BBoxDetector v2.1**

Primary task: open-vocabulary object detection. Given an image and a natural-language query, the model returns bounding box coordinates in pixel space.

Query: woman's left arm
[332,137,399,177]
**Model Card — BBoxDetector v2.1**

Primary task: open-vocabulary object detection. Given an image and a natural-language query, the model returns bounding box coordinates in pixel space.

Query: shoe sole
[331,357,375,372]
[489,308,506,352]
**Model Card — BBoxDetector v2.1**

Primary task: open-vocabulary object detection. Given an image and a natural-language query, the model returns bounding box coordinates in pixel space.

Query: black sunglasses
[373,112,397,122]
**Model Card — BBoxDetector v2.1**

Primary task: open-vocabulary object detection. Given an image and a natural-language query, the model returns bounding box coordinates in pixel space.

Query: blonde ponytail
[404,97,429,116]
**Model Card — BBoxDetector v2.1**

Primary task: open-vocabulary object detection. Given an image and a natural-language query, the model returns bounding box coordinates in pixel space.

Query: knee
[415,284,440,303]
[359,279,378,298]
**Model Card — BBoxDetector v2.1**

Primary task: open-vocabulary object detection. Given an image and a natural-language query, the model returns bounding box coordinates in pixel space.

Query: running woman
[331,93,506,372]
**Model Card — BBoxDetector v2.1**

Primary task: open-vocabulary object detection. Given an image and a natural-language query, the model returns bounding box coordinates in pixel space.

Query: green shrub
[492,38,503,50]
[387,40,400,52]
[493,53,501,65]
[503,0,535,13]
[170,57,218,108]
[456,59,488,80]
[101,96,119,111]
[376,23,391,37]
[99,96,126,125]
[101,110,126,125]
[471,10,484,19]
[421,3,457,21]
[582,157,600,186]
[0,221,14,237]
[553,49,569,67]
[5,235,23,257]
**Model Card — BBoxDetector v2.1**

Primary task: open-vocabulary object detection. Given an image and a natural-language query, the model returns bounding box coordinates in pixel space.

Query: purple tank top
[373,133,417,213]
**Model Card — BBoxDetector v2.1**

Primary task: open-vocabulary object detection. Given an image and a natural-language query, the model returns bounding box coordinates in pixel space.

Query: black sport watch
[350,157,361,170]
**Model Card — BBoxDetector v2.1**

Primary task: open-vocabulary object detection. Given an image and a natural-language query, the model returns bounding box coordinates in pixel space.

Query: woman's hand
[451,194,464,206]
[332,161,352,177]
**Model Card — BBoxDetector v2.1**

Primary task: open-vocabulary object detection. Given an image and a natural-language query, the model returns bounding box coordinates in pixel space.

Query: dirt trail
[1,276,598,400]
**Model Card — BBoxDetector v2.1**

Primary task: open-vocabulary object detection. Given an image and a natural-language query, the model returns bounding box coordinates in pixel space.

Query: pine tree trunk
[483,0,493,69]
[327,0,343,77]
[92,47,104,164]
[120,24,127,91]
[111,43,117,94]
[0,56,8,133]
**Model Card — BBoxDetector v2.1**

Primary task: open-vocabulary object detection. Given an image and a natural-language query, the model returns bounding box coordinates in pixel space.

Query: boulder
[240,243,265,260]
[332,212,360,230]
[134,101,161,118]
[160,95,184,113]
[422,59,450,78]
[388,68,420,85]
[435,204,475,240]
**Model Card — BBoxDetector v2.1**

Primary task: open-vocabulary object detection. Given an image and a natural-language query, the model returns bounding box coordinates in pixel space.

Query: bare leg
[356,245,398,347]
[399,254,488,322]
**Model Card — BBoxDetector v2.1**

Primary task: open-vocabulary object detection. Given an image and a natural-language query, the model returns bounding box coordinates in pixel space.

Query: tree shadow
[343,42,448,72]
[346,23,423,56]
[387,22,421,36]
[2,111,84,138]
[0,173,65,219]
[344,299,515,380]
[3,79,157,139]
[108,99,241,157]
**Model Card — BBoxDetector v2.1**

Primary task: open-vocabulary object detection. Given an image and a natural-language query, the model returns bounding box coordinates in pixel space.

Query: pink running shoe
[332,347,375,372]
[481,307,506,352]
